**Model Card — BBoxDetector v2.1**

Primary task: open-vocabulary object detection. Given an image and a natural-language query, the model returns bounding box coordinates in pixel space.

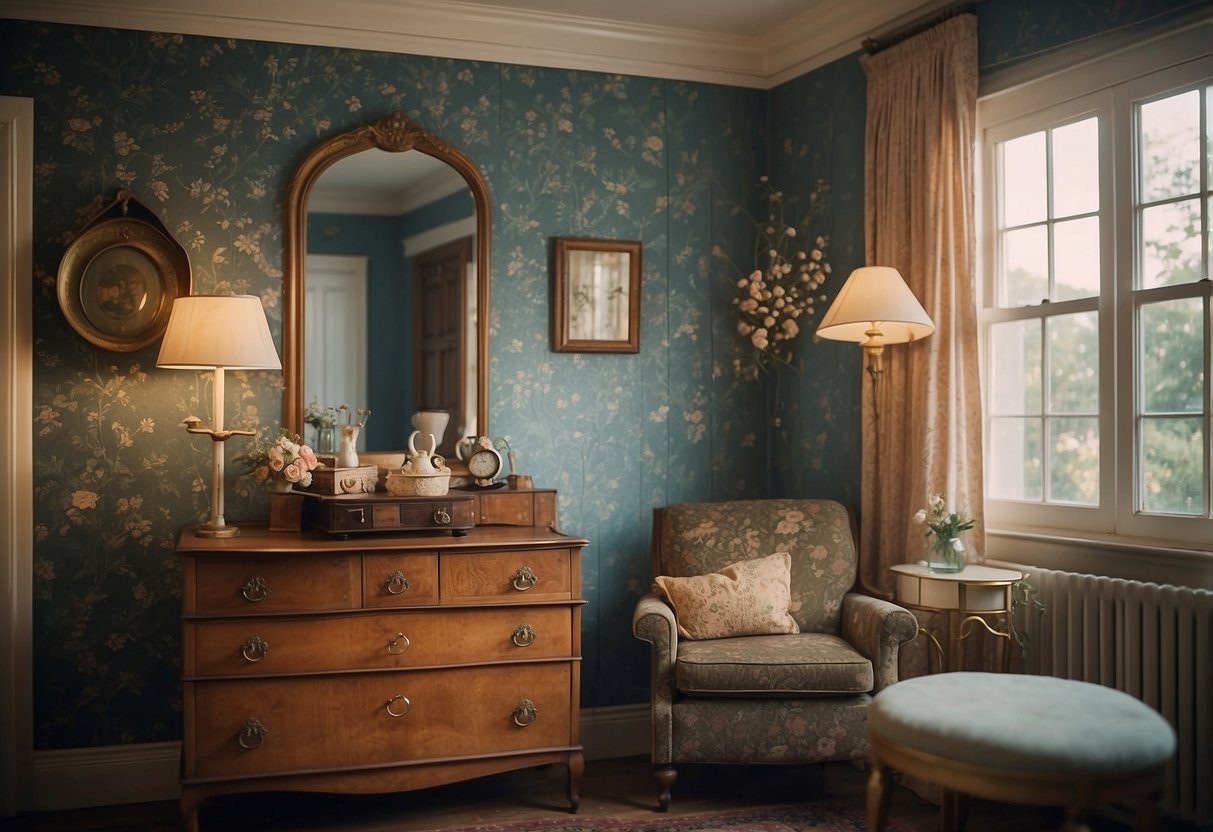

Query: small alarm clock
[465,436,504,488]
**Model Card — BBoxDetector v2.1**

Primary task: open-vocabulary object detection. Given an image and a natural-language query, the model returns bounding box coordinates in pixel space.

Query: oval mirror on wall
[282,112,491,458]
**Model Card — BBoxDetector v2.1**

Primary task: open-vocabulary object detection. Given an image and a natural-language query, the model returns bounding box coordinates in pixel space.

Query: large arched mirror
[283,112,490,459]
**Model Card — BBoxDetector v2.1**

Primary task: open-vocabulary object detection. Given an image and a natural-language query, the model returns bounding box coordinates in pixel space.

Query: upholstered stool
[866,672,1176,832]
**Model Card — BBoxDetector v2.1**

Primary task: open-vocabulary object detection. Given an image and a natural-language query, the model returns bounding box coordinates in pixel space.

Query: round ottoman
[866,672,1176,832]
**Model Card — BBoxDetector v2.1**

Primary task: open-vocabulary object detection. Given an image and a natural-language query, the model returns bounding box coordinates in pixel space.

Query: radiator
[1015,566,1213,826]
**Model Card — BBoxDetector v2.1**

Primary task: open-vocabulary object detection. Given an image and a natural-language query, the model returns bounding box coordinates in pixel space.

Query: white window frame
[978,19,1213,550]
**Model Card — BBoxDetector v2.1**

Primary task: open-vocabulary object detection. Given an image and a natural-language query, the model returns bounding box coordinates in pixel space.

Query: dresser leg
[566,753,585,812]
[180,786,202,832]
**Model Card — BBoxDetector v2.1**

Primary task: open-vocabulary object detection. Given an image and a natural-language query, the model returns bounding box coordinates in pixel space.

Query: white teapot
[402,430,447,475]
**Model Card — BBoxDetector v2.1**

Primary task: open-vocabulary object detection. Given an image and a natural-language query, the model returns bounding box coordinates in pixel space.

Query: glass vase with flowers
[913,494,974,573]
[236,429,319,493]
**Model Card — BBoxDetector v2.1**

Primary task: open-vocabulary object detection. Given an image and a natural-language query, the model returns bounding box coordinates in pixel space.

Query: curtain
[858,14,982,599]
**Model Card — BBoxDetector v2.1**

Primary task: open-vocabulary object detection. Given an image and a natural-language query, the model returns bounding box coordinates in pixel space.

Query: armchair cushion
[675,633,873,696]
[654,552,799,640]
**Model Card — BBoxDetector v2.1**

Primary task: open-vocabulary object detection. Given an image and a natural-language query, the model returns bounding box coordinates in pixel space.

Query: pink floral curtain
[857,14,983,599]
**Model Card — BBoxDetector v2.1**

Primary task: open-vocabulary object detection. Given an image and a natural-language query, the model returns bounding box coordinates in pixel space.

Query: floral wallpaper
[1,0,1199,751]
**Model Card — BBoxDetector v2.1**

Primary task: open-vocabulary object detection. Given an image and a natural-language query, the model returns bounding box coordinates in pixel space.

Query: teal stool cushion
[869,672,1176,775]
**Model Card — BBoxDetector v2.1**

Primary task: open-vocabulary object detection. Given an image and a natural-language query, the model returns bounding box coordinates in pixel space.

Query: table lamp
[815,266,935,385]
[157,295,281,538]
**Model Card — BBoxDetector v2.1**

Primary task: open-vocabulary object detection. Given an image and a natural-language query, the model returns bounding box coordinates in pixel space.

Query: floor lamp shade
[816,266,934,347]
[157,295,281,538]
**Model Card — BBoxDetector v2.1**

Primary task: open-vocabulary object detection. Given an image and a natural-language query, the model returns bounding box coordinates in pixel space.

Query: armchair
[632,499,918,810]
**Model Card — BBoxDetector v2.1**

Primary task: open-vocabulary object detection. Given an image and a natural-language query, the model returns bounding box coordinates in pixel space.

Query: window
[980,27,1212,547]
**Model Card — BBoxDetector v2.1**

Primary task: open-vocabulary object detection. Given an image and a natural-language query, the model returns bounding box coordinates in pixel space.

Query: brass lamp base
[195,523,240,538]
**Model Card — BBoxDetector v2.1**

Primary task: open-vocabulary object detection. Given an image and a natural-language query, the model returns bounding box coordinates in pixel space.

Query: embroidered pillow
[653,552,800,640]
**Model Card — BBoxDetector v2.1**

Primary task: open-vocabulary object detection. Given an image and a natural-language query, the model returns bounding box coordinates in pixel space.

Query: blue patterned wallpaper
[2,0,1199,750]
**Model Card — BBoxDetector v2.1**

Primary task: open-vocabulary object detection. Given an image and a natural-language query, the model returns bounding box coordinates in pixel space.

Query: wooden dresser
[176,488,587,831]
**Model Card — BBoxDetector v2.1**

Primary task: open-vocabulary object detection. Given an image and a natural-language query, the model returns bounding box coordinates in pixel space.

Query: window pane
[1140,417,1202,515]
[1141,198,1202,287]
[1049,417,1099,505]
[1003,225,1048,306]
[1140,298,1203,413]
[1002,132,1046,226]
[1047,312,1098,413]
[1052,117,1099,217]
[989,417,1042,500]
[989,320,1041,414]
[1140,90,1200,203]
[1052,216,1100,300]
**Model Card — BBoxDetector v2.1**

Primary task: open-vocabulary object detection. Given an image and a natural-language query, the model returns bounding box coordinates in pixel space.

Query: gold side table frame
[888,563,1024,672]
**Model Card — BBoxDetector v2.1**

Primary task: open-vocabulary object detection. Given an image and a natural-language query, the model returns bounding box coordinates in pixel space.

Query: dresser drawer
[363,553,439,607]
[441,549,573,604]
[187,606,575,676]
[188,663,574,778]
[192,556,358,614]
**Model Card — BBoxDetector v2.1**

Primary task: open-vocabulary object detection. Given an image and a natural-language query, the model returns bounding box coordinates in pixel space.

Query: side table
[888,563,1024,672]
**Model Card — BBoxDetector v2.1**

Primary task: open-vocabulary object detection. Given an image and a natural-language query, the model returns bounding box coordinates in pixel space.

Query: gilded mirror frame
[282,111,491,441]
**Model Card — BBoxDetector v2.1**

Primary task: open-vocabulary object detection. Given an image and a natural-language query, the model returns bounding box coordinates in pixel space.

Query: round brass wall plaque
[57,216,190,352]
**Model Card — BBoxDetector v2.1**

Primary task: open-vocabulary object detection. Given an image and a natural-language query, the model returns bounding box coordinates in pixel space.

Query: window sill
[986,527,1213,591]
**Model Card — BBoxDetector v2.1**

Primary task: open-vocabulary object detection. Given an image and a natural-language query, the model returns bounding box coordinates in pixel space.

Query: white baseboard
[30,704,651,811]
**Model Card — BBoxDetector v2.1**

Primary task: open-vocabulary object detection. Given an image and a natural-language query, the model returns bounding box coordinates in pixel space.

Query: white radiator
[1016,566,1213,826]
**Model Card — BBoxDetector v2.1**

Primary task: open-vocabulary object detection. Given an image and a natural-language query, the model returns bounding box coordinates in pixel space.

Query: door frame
[1,95,34,817]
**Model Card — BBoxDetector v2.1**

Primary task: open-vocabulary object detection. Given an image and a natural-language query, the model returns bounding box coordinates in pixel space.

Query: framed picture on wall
[551,237,642,353]
[56,191,191,352]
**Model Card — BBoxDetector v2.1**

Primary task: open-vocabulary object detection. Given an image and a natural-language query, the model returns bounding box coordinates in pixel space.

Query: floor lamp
[157,295,282,538]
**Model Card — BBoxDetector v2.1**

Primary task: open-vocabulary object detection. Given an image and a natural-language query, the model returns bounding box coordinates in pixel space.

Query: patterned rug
[437,802,912,832]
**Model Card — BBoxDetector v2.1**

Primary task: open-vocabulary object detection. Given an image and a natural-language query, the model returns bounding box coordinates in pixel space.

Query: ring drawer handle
[511,566,537,592]
[385,570,412,595]
[237,717,268,749]
[240,576,272,603]
[512,623,536,647]
[240,636,269,663]
[512,699,538,727]
[387,632,410,655]
[386,693,411,718]
[432,508,451,526]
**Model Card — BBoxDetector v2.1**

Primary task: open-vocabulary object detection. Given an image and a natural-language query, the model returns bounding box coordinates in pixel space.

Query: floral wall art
[1,0,1201,752]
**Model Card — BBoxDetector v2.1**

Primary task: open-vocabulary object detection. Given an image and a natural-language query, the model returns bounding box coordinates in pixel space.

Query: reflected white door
[304,255,368,437]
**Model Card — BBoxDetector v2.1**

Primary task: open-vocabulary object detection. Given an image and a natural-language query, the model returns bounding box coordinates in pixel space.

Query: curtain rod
[861,2,978,54]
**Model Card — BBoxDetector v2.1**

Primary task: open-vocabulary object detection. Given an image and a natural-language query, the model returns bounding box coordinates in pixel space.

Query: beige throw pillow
[653,552,800,640]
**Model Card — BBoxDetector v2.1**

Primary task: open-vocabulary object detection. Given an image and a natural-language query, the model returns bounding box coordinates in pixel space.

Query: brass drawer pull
[240,636,269,663]
[385,570,411,595]
[387,632,410,655]
[511,565,537,591]
[240,576,272,603]
[386,693,411,718]
[346,507,366,524]
[512,623,536,647]
[512,699,538,727]
[432,508,451,526]
[237,717,268,749]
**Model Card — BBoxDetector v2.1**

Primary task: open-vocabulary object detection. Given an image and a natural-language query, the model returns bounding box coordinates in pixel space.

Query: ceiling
[4,0,949,88]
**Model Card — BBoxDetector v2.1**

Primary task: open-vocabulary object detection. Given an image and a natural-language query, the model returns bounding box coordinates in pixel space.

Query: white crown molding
[1,0,931,88]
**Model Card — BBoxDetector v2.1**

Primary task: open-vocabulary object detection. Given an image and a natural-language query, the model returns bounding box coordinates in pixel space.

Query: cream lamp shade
[157,295,281,538]
[816,266,935,349]
[157,294,281,371]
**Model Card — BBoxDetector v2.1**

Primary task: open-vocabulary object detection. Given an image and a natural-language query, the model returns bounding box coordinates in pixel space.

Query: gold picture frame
[57,192,191,352]
[551,237,641,353]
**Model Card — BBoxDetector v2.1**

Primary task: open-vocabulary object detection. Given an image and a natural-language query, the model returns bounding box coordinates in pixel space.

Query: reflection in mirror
[283,112,491,459]
[552,237,641,353]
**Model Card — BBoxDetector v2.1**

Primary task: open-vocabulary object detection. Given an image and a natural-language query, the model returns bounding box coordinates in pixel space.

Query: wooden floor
[7,756,1188,832]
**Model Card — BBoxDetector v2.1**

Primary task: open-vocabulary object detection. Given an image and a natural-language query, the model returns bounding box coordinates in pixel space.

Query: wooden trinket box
[297,464,379,495]
[303,492,475,538]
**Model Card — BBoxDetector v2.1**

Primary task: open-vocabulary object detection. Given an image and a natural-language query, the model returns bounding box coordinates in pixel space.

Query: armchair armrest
[632,591,678,763]
[841,592,919,692]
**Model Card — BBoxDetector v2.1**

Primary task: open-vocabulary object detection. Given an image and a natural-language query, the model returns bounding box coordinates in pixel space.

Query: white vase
[411,410,450,449]
[337,424,361,468]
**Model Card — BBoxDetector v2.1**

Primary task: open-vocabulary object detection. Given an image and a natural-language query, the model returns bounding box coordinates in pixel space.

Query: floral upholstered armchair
[632,499,918,810]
